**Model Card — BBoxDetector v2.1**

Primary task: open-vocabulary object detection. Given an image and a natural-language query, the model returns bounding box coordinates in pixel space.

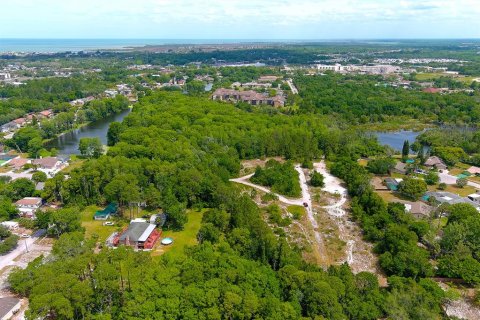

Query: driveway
[439,170,480,190]
[439,170,458,185]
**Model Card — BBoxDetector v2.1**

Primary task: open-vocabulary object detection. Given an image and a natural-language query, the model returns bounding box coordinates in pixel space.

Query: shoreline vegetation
[41,105,132,146]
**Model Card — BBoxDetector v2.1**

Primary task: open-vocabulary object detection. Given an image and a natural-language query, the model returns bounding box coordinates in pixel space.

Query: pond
[45,108,131,155]
[373,130,424,152]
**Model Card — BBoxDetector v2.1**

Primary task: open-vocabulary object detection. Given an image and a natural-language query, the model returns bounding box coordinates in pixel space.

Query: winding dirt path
[230,173,304,206]
[230,161,377,272]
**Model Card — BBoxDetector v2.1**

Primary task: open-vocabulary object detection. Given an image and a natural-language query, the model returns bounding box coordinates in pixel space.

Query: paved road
[0,171,33,181]
[286,79,298,94]
[0,229,45,271]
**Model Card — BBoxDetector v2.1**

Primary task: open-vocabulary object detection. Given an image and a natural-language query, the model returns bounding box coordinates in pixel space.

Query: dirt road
[230,173,305,206]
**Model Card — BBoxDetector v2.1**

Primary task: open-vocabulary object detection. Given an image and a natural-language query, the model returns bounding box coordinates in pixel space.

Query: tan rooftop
[15,197,42,206]
[8,157,28,169]
[32,157,59,169]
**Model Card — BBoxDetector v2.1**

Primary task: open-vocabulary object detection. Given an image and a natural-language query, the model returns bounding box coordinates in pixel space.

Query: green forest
[2,39,480,319]
[295,73,480,125]
[6,90,465,319]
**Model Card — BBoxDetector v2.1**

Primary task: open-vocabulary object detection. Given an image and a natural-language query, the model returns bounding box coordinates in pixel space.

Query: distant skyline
[1,0,480,39]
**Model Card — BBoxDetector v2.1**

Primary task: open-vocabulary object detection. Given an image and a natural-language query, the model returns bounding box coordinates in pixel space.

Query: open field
[152,209,204,258]
[415,73,477,84]
[428,184,476,197]
[81,205,121,242]
[375,190,405,203]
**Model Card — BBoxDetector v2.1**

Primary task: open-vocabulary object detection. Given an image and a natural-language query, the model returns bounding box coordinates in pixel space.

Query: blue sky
[1,0,480,39]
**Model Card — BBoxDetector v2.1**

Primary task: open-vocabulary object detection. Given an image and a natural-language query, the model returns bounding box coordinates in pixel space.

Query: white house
[32,156,67,176]
[15,197,43,218]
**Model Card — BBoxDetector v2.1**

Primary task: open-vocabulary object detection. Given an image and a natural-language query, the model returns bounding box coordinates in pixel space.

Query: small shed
[94,203,118,220]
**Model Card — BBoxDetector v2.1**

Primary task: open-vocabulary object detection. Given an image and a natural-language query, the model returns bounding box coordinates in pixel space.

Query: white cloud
[1,0,479,38]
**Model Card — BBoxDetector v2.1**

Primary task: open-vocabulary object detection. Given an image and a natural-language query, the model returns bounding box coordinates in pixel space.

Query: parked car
[303,202,308,207]
[103,221,114,226]
[20,233,30,238]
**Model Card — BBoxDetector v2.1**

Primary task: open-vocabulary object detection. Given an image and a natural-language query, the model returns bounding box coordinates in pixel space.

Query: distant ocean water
[0,38,293,53]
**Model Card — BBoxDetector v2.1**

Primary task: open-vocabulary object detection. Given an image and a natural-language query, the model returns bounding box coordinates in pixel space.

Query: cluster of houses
[390,156,447,176]
[211,75,288,107]
[316,63,401,74]
[0,109,54,134]
[4,156,68,177]
[104,84,137,102]
[70,96,95,106]
[212,88,285,107]
[372,155,480,218]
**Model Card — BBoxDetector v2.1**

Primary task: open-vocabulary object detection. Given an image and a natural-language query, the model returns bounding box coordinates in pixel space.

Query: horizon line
[1,37,480,41]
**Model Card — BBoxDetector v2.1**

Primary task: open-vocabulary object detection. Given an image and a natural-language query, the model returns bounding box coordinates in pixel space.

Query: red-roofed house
[38,109,54,119]
[13,118,26,127]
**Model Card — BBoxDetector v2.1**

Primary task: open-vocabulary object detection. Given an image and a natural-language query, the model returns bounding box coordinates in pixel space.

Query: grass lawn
[375,190,405,203]
[81,205,124,242]
[432,217,448,229]
[455,162,471,170]
[428,184,476,197]
[390,172,407,179]
[61,158,85,174]
[152,209,204,259]
[414,73,476,85]
[414,73,444,81]
[468,175,480,184]
[448,168,464,176]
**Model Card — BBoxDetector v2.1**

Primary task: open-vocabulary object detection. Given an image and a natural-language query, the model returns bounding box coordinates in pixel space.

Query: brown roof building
[13,117,26,126]
[424,156,447,170]
[8,157,28,170]
[32,157,59,169]
[212,88,285,107]
[258,75,278,82]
